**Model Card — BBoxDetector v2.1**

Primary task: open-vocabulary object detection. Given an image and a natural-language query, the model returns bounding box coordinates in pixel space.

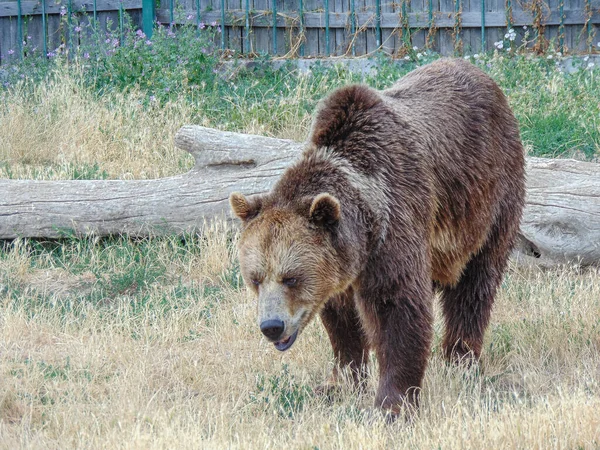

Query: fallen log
[0,125,599,267]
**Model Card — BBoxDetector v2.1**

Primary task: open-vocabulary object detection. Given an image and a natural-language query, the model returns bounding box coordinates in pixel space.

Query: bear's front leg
[356,275,434,415]
[319,287,370,391]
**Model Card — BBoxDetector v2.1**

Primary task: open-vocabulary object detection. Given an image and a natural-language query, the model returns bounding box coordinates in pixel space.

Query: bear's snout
[260,319,285,341]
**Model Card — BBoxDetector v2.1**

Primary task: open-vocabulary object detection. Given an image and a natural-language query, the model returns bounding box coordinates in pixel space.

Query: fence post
[142,0,155,38]
[17,0,23,59]
[41,0,48,57]
[375,0,381,49]
[221,0,226,50]
[273,0,277,54]
[481,0,485,52]
[325,0,330,55]
[558,0,564,52]
[350,0,356,56]
[299,0,305,56]
[245,0,250,54]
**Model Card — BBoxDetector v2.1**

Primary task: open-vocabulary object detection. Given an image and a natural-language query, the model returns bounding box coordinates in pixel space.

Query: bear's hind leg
[319,288,370,389]
[440,213,517,363]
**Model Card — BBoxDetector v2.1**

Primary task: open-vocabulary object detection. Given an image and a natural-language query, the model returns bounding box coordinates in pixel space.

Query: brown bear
[229,58,526,415]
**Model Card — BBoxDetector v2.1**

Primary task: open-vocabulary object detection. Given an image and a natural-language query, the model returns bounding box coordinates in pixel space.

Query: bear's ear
[309,193,341,228]
[229,192,262,222]
[310,84,382,148]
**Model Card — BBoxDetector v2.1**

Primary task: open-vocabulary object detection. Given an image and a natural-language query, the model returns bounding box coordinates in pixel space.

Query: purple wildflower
[112,38,119,47]
[210,21,217,27]
[136,29,146,39]
[74,26,82,32]
[165,87,170,92]
[187,14,193,20]
[145,40,152,46]
[149,95,156,102]
[83,52,90,59]
[199,22,205,29]
[217,26,221,33]
[105,38,111,44]
[60,6,66,15]
[27,35,32,40]
[8,49,14,55]
[47,51,56,57]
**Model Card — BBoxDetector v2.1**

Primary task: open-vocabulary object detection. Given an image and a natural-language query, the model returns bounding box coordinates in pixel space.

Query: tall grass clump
[2,29,600,181]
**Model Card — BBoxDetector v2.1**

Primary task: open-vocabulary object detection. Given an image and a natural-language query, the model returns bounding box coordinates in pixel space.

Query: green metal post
[506,0,511,30]
[325,0,330,55]
[402,0,410,48]
[558,0,564,52]
[481,0,485,52]
[170,0,174,24]
[119,2,124,45]
[42,0,48,57]
[142,0,155,38]
[273,0,277,54]
[245,0,250,54]
[586,0,592,52]
[428,0,432,47]
[454,0,461,53]
[350,0,356,55]
[299,0,305,56]
[17,0,23,58]
[221,0,226,50]
[196,0,200,26]
[68,0,72,53]
[375,0,381,49]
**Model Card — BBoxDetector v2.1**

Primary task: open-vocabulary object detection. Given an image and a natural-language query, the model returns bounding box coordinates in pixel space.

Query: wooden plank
[380,0,396,54]
[252,0,269,55]
[150,8,600,30]
[439,0,455,54]
[0,0,142,17]
[275,0,284,54]
[227,0,242,54]
[333,0,343,55]
[23,14,45,57]
[304,0,319,56]
[0,17,18,63]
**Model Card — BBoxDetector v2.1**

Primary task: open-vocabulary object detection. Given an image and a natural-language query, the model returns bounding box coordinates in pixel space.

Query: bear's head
[229,191,347,351]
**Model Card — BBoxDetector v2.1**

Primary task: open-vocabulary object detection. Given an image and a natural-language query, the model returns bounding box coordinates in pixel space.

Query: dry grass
[0,65,321,181]
[0,229,599,449]
[0,66,198,180]
[1,57,599,447]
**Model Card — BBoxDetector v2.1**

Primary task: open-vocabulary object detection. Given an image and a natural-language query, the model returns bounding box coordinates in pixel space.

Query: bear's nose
[260,319,285,340]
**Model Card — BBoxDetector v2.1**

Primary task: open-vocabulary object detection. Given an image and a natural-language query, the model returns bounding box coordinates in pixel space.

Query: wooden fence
[1,0,600,64]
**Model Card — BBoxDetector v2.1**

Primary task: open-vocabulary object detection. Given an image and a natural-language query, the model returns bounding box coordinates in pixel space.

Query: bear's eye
[250,278,261,287]
[282,277,298,287]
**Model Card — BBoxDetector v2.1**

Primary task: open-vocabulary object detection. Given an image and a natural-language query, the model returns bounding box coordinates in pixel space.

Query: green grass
[2,31,600,170]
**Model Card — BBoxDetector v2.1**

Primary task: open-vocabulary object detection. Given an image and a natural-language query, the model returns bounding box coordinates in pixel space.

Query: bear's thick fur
[230,58,526,414]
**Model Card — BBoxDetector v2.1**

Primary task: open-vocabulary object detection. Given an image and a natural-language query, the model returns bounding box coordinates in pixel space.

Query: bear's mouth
[274,329,299,352]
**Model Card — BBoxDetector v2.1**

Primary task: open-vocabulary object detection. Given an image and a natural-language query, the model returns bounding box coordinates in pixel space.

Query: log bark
[1,125,599,267]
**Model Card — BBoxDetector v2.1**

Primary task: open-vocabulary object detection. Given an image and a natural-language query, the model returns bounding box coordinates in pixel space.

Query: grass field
[1,34,600,447]
[0,232,599,448]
